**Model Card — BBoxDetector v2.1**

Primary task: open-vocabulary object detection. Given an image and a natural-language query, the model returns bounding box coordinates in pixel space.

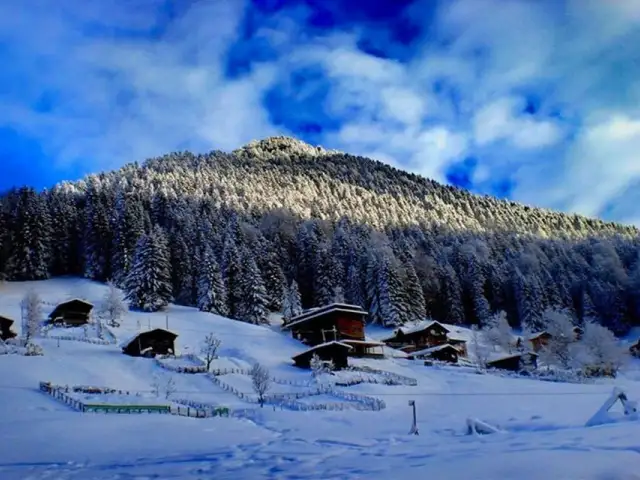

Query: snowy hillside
[1,278,640,480]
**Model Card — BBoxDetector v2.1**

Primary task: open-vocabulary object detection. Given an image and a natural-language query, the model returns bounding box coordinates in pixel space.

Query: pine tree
[237,248,269,325]
[197,245,228,316]
[124,226,173,312]
[83,179,113,281]
[313,246,338,307]
[282,279,303,323]
[222,236,243,318]
[6,187,52,280]
[111,188,145,286]
[402,257,426,322]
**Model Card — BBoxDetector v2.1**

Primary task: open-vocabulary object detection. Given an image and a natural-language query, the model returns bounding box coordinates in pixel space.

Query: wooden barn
[291,341,352,370]
[48,299,94,326]
[408,344,459,364]
[381,321,450,353]
[486,352,538,372]
[0,315,17,341]
[120,329,177,357]
[283,303,384,358]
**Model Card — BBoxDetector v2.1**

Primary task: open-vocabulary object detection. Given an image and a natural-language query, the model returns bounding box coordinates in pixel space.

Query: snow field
[2,278,640,479]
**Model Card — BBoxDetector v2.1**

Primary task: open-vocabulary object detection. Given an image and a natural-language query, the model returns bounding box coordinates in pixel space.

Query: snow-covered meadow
[1,278,640,480]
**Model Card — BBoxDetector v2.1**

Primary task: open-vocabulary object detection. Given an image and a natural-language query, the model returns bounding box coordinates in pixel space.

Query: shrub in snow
[24,342,44,356]
[250,362,271,408]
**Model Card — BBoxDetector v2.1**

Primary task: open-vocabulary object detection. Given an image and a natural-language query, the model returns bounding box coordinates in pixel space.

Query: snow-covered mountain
[1,278,640,479]
[2,136,640,335]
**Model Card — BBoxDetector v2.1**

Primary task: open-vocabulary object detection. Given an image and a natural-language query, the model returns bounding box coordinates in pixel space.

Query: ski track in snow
[2,279,640,479]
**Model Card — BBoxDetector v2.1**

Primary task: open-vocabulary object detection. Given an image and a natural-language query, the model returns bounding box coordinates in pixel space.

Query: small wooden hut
[48,299,94,326]
[408,344,459,363]
[0,315,17,341]
[291,341,352,370]
[486,352,538,372]
[120,329,178,357]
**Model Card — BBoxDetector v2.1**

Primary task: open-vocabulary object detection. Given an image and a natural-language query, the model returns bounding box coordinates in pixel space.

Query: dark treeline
[1,137,640,334]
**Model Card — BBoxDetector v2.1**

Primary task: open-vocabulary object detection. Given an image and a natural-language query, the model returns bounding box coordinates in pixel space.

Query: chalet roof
[528,331,551,340]
[380,320,450,342]
[341,339,385,347]
[282,303,367,330]
[447,337,467,344]
[291,341,353,359]
[487,352,538,365]
[119,329,178,349]
[411,344,459,357]
[49,298,94,318]
[0,315,14,326]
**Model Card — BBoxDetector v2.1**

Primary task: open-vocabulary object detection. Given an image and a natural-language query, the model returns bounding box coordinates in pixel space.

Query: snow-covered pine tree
[124,225,173,312]
[111,187,145,286]
[313,245,338,307]
[6,187,52,281]
[256,241,286,312]
[402,256,426,323]
[221,236,243,319]
[282,279,303,323]
[441,262,465,325]
[169,227,196,306]
[237,248,269,325]
[197,244,228,316]
[83,178,113,281]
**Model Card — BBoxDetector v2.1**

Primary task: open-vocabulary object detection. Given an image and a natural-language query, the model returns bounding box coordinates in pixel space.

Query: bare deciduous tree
[250,362,271,408]
[470,325,491,369]
[200,333,222,370]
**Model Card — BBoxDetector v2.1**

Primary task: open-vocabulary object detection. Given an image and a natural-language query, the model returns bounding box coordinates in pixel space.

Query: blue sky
[1,0,640,225]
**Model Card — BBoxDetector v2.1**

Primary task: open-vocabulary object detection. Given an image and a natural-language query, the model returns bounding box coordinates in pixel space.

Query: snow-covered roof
[380,320,449,342]
[487,352,537,365]
[410,344,458,357]
[291,341,353,358]
[341,339,385,347]
[528,331,551,340]
[282,303,367,330]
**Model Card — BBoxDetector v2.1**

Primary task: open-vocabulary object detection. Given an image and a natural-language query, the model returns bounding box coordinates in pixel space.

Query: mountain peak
[233,136,339,159]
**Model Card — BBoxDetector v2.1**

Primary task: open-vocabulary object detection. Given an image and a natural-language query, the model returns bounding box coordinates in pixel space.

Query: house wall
[291,311,365,346]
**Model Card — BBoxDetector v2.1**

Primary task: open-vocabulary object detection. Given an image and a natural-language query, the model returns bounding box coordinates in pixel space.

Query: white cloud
[0,0,281,172]
[473,97,562,149]
[548,115,640,218]
[2,0,640,227]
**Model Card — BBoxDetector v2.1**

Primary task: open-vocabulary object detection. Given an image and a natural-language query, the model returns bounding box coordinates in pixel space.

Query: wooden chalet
[291,341,352,370]
[528,331,552,352]
[486,352,538,372]
[381,321,450,353]
[408,344,459,364]
[283,303,384,358]
[0,315,17,341]
[528,327,582,352]
[48,299,93,326]
[120,329,177,357]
